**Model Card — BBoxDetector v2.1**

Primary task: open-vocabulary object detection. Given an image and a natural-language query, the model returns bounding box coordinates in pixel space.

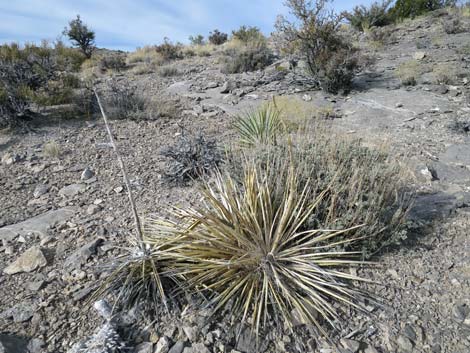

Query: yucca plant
[233,103,284,146]
[149,161,371,336]
[90,227,185,312]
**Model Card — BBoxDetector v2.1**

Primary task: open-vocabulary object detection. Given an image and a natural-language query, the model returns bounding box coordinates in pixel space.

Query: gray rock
[205,82,218,89]
[1,302,36,323]
[86,204,102,216]
[452,303,469,322]
[136,342,153,353]
[364,346,379,353]
[413,51,426,60]
[183,343,210,353]
[3,246,47,275]
[403,324,417,342]
[1,153,21,166]
[0,207,76,242]
[302,94,312,102]
[340,338,360,353]
[154,336,171,353]
[80,167,95,181]
[0,334,29,353]
[397,335,414,352]
[182,326,198,341]
[59,184,86,198]
[63,238,103,270]
[33,184,49,198]
[27,338,44,353]
[220,81,236,94]
[168,342,185,353]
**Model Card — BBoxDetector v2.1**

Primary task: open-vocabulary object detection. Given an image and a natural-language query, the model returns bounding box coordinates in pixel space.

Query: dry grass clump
[157,65,181,77]
[184,44,216,57]
[43,140,60,158]
[396,59,422,86]
[433,63,459,84]
[221,38,273,74]
[127,46,166,66]
[226,132,412,258]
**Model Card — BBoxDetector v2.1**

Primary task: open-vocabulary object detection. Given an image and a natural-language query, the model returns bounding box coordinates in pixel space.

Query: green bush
[231,25,265,43]
[345,0,393,31]
[154,38,183,61]
[63,15,95,58]
[208,29,228,45]
[189,34,205,45]
[0,42,87,128]
[276,0,361,94]
[389,0,455,20]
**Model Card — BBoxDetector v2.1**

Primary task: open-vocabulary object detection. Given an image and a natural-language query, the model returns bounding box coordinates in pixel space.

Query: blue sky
[0,0,377,51]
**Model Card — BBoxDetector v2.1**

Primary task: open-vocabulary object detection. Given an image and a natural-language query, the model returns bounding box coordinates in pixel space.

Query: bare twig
[93,89,144,246]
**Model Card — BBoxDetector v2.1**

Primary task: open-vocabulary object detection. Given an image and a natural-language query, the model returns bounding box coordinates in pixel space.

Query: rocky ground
[1,9,470,353]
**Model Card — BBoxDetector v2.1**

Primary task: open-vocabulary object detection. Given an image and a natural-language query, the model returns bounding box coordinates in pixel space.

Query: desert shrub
[189,34,205,46]
[226,132,412,258]
[99,54,127,72]
[367,26,396,47]
[433,63,458,84]
[43,140,60,158]
[396,59,422,86]
[161,133,222,184]
[157,65,181,77]
[208,29,228,45]
[222,41,273,73]
[54,40,86,71]
[63,15,95,58]
[275,0,361,94]
[233,103,284,146]
[190,44,215,57]
[345,0,393,31]
[389,0,454,20]
[105,81,149,119]
[155,38,183,61]
[0,42,80,127]
[442,17,465,33]
[231,25,265,43]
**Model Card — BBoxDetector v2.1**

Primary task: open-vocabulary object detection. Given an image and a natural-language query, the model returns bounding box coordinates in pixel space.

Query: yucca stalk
[233,103,284,146]
[152,162,371,335]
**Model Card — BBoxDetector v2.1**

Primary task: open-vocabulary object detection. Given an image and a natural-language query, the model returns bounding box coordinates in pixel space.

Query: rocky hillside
[1,8,470,353]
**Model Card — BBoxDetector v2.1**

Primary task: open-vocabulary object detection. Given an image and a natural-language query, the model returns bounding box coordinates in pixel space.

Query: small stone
[386,269,400,279]
[27,280,45,291]
[193,105,204,114]
[114,186,124,194]
[183,343,210,353]
[59,184,86,198]
[86,204,101,215]
[63,238,103,270]
[33,184,49,198]
[452,303,469,322]
[413,51,426,60]
[1,153,21,165]
[220,81,235,94]
[168,341,185,353]
[182,326,198,341]
[3,246,47,275]
[80,167,94,181]
[364,346,379,353]
[403,324,417,342]
[135,342,153,353]
[396,103,403,108]
[155,336,171,353]
[397,335,414,352]
[302,94,312,102]
[27,338,45,353]
[340,338,360,353]
[205,81,218,89]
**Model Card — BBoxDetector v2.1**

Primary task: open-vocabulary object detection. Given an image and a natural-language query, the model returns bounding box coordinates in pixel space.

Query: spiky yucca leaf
[233,103,283,146]
[154,163,371,335]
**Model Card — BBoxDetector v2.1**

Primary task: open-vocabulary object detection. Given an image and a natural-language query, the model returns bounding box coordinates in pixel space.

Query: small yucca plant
[151,161,370,335]
[233,104,284,146]
[91,229,185,312]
